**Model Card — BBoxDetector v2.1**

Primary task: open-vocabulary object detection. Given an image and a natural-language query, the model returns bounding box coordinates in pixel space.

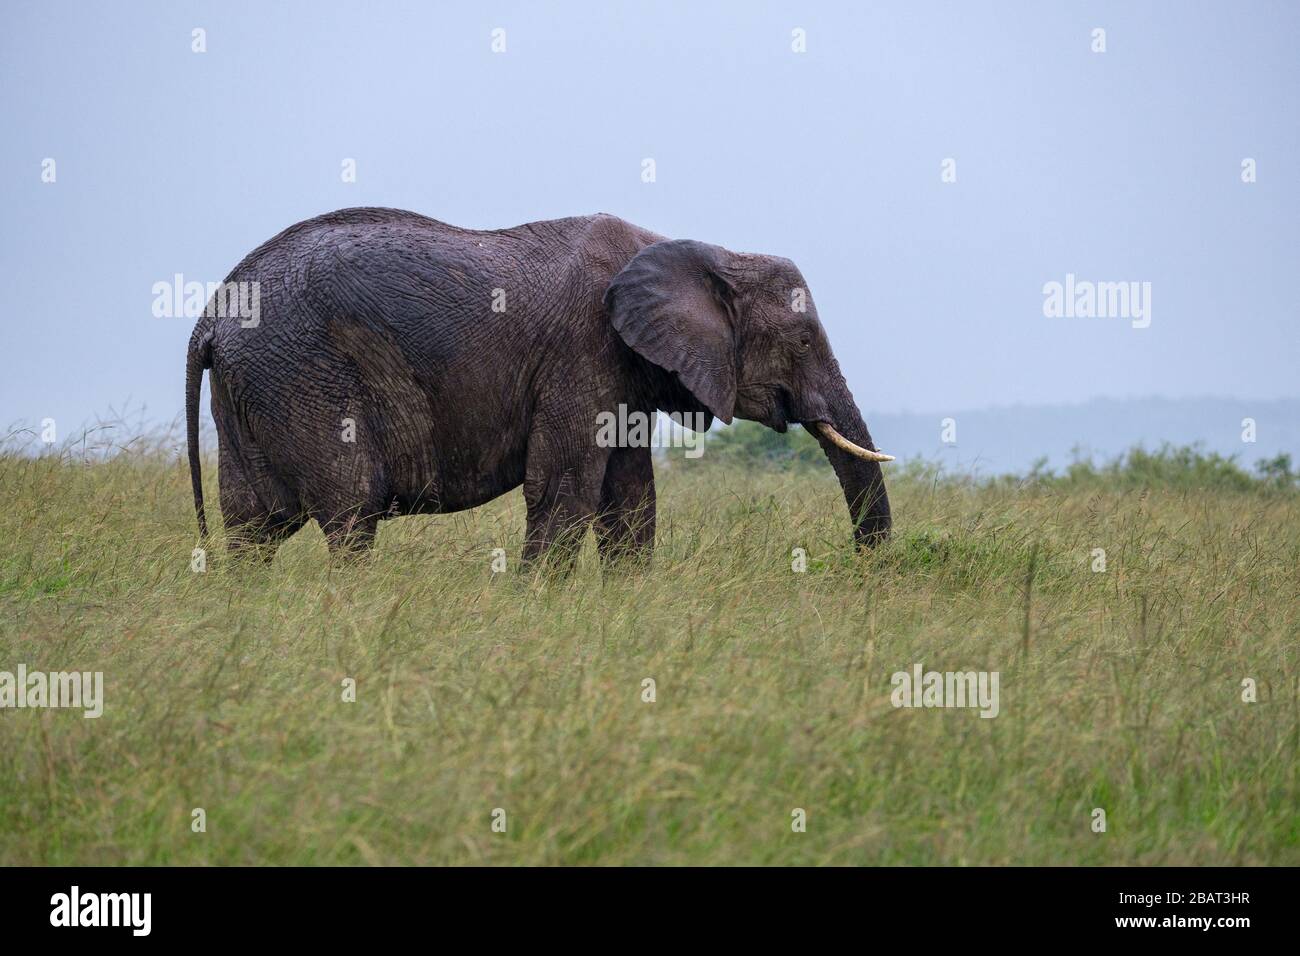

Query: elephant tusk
[815,422,895,462]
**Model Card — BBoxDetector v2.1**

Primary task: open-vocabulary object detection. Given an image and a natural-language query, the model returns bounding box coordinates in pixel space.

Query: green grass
[0,430,1297,865]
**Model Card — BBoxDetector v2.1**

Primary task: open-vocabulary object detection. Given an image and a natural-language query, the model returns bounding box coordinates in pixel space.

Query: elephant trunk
[809,389,892,547]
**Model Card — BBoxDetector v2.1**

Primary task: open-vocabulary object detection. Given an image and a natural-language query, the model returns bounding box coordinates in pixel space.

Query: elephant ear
[603,239,738,424]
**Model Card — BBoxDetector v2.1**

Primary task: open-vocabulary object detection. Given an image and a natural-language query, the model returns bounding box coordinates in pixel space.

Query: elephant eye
[798,335,811,351]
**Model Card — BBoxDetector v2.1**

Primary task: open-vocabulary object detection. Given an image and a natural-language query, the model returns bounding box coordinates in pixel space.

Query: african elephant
[185,208,893,565]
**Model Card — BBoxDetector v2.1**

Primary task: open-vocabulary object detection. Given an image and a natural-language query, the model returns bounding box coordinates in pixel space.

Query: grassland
[1,427,1297,865]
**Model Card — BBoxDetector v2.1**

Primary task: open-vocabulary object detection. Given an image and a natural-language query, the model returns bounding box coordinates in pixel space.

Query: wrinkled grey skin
[186,208,890,565]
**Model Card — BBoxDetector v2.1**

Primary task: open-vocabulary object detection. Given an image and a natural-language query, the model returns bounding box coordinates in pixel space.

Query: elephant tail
[186,319,214,538]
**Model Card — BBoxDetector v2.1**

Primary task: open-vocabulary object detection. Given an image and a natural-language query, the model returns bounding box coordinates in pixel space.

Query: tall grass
[0,425,1296,864]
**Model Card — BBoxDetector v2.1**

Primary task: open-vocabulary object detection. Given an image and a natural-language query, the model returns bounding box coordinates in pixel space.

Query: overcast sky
[2,0,1296,440]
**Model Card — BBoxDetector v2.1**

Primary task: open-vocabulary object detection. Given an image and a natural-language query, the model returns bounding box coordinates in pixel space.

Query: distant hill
[663,397,1299,477]
[854,396,1299,476]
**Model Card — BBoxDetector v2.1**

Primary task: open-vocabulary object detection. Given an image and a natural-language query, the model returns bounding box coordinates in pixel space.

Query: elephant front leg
[595,445,656,570]
[520,434,608,572]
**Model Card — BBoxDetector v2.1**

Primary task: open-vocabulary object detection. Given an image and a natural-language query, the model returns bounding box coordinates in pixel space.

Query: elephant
[184,207,893,566]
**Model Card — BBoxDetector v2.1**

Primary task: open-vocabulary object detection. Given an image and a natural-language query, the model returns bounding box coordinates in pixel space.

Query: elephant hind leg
[217,431,305,564]
[304,430,390,559]
[595,445,656,569]
[226,513,308,564]
[319,508,381,558]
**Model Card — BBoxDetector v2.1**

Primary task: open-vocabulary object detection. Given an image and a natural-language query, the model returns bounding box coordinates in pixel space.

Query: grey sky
[2,0,1297,439]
